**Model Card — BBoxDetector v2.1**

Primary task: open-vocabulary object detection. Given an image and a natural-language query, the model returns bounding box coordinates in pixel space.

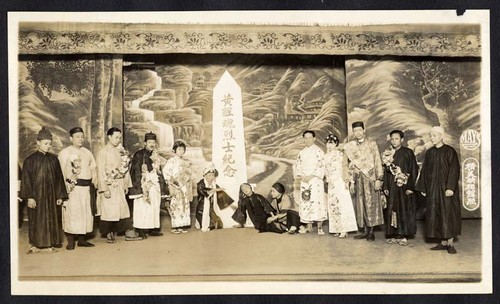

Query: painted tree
[402,60,473,141]
[26,57,119,154]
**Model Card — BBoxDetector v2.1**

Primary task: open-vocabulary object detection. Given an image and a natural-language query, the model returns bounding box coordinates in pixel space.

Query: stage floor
[16,217,482,283]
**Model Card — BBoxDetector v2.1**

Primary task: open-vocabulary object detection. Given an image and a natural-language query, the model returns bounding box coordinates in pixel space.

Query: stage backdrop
[345,57,482,218]
[18,55,123,161]
[122,54,347,200]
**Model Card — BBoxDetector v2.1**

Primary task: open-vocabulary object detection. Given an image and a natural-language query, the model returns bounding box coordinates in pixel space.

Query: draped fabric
[232,192,277,232]
[383,147,418,236]
[20,151,68,247]
[416,144,461,239]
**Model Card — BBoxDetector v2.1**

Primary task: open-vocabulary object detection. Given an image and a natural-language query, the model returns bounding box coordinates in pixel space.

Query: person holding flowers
[58,127,97,250]
[96,127,142,243]
[129,132,169,239]
[382,130,418,246]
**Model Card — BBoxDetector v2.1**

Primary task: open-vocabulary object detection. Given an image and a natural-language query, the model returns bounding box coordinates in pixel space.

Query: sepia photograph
[8,10,491,295]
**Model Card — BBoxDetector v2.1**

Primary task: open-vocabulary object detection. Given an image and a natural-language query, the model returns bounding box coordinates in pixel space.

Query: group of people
[270,121,460,255]
[18,120,462,256]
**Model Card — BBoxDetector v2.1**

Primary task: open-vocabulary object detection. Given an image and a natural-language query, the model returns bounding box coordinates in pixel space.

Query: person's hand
[349,182,355,194]
[56,199,63,205]
[375,180,382,191]
[27,198,36,209]
[104,190,111,199]
[421,192,426,197]
[266,216,275,224]
[384,190,389,196]
[124,188,129,195]
[445,189,454,197]
[406,190,413,195]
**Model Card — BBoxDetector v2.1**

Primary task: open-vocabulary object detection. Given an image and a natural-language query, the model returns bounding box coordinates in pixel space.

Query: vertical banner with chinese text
[213,71,248,226]
[460,129,481,218]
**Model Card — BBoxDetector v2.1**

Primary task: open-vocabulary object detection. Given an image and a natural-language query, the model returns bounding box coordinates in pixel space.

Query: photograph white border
[8,10,491,295]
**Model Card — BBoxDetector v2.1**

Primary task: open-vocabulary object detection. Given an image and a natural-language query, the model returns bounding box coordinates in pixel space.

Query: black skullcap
[352,121,365,129]
[144,132,157,141]
[37,126,53,141]
[69,127,84,136]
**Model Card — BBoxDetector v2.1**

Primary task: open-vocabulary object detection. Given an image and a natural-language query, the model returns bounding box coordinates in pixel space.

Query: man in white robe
[294,130,327,235]
[58,127,97,250]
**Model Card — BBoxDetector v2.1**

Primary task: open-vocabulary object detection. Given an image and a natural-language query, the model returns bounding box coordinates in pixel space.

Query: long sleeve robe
[20,151,68,247]
[416,144,461,239]
[383,146,418,236]
[58,145,97,234]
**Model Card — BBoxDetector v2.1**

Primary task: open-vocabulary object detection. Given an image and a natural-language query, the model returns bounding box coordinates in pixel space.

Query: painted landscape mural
[17,54,481,217]
[345,57,481,217]
[123,54,347,196]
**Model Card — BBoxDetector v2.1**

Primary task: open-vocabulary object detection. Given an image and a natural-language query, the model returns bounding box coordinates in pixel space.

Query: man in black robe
[129,132,169,239]
[20,127,68,253]
[232,183,283,233]
[416,126,461,254]
[383,130,418,246]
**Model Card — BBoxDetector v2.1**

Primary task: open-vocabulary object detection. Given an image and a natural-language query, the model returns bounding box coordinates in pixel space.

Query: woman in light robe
[324,134,358,238]
[162,140,193,234]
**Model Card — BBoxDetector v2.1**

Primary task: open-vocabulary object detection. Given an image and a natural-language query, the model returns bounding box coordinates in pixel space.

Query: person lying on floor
[232,183,283,234]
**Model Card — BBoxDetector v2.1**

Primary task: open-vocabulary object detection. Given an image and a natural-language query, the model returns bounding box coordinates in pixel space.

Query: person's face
[107,131,122,147]
[175,146,186,156]
[145,139,156,151]
[205,172,216,184]
[241,184,253,196]
[270,188,282,199]
[303,133,315,147]
[430,130,443,146]
[70,132,85,148]
[353,127,365,140]
[37,139,52,153]
[326,142,337,152]
[390,133,403,149]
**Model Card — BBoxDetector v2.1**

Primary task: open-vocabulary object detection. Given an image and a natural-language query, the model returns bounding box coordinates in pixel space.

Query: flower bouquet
[381,148,409,187]
[66,154,82,192]
[104,144,131,188]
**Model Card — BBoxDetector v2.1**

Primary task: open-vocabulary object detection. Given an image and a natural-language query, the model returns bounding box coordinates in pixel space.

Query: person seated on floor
[195,163,234,232]
[231,183,283,234]
[267,182,301,234]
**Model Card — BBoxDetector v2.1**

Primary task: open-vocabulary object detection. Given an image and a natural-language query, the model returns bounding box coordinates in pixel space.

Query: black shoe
[447,246,457,254]
[366,233,375,242]
[77,241,95,247]
[149,231,164,237]
[430,243,448,251]
[354,233,368,239]
[66,242,75,250]
[138,231,148,239]
[53,243,63,248]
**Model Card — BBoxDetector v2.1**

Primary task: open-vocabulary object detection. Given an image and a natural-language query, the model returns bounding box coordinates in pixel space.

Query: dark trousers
[286,210,300,229]
[99,217,132,235]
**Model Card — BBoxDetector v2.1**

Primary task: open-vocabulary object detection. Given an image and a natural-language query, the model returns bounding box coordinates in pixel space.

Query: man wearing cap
[58,127,98,250]
[416,126,461,254]
[20,127,68,253]
[268,182,301,234]
[129,132,168,239]
[343,121,384,241]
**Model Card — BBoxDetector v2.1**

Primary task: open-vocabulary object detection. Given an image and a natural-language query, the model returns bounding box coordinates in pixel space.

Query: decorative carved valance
[19,22,481,57]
